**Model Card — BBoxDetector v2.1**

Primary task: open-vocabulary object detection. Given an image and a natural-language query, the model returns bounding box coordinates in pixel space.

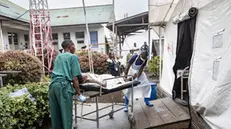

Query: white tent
[120,30,159,66]
[149,0,231,128]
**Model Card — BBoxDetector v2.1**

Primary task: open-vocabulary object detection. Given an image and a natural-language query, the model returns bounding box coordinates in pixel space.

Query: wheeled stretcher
[73,76,140,129]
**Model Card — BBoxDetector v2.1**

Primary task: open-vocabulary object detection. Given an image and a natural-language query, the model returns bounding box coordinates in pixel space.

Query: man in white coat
[123,45,153,112]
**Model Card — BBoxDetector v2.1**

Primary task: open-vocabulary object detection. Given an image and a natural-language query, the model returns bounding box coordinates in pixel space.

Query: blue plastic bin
[149,82,157,100]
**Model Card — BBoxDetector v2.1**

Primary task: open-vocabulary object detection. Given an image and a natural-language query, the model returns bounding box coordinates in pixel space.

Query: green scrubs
[49,52,81,129]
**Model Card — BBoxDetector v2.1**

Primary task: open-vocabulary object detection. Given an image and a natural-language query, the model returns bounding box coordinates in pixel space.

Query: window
[24,35,29,41]
[8,33,12,44]
[75,32,85,44]
[8,33,18,45]
[90,31,98,48]
[13,33,18,45]
[63,32,70,40]
[76,32,84,38]
[52,33,59,50]
[77,40,84,44]
[24,35,29,49]
[52,33,58,44]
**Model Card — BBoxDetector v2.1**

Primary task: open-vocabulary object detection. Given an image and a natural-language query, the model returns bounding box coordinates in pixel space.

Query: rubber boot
[124,96,129,112]
[144,98,153,107]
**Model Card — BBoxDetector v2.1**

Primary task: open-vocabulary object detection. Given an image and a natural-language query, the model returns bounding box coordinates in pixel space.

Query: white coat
[123,55,151,100]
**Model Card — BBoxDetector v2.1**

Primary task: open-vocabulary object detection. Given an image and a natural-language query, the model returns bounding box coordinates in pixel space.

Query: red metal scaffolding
[29,0,54,73]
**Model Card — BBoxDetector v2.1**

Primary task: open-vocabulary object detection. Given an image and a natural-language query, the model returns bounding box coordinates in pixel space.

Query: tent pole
[159,26,162,82]
[82,0,94,73]
[148,26,151,60]
[148,0,151,60]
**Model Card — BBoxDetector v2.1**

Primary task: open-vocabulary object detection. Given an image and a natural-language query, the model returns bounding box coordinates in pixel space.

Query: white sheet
[85,73,125,90]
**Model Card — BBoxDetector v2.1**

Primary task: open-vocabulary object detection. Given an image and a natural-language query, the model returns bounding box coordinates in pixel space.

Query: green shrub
[0,51,43,85]
[0,83,49,129]
[148,56,161,77]
[76,51,109,74]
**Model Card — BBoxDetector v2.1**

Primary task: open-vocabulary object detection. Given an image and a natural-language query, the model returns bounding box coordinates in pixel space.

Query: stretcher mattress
[79,80,140,98]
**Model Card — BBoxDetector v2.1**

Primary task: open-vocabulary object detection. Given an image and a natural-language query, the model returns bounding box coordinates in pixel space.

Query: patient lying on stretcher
[81,73,107,88]
[79,73,125,89]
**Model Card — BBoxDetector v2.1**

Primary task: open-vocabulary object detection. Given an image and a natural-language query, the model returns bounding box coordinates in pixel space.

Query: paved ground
[73,103,131,129]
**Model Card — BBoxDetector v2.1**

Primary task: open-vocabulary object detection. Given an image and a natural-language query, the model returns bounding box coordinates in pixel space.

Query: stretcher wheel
[109,110,114,118]
[128,113,135,124]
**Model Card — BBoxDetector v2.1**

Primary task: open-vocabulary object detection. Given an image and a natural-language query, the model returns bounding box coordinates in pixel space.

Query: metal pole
[119,34,122,57]
[115,25,118,56]
[82,0,94,73]
[81,103,83,120]
[96,97,99,128]
[74,100,78,128]
[148,0,151,60]
[148,26,151,60]
[159,26,162,81]
[112,0,115,53]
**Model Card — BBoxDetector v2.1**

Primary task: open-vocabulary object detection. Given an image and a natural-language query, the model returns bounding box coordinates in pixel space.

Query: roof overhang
[51,22,106,28]
[106,11,149,35]
[0,15,29,24]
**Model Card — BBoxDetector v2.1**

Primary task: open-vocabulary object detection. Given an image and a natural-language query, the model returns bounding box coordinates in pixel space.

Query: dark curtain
[172,7,198,100]
[152,40,158,57]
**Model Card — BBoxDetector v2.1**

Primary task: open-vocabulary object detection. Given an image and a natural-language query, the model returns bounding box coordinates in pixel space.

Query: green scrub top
[52,52,82,81]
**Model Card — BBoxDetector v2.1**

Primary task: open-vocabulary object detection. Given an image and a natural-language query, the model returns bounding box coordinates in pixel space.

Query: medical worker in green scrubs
[49,40,87,129]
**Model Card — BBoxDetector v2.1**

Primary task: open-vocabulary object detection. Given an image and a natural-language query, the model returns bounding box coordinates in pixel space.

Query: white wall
[52,25,106,54]
[0,24,106,54]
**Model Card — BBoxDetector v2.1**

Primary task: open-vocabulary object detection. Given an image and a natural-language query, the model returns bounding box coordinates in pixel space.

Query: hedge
[0,83,50,129]
[76,51,109,74]
[0,51,43,85]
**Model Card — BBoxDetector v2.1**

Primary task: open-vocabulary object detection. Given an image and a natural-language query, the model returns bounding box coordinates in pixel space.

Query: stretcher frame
[73,75,137,129]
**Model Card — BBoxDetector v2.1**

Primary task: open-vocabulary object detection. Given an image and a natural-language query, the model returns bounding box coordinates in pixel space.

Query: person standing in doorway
[107,52,119,76]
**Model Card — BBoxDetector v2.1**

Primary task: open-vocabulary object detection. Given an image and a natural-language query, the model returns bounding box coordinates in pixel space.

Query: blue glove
[77,94,87,102]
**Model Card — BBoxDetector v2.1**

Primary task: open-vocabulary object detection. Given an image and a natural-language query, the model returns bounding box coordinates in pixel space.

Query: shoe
[144,98,153,107]
[77,94,87,102]
[124,106,128,112]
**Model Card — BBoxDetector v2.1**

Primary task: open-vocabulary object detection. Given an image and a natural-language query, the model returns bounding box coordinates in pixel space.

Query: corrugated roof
[0,0,29,22]
[0,0,114,26]
[49,4,114,26]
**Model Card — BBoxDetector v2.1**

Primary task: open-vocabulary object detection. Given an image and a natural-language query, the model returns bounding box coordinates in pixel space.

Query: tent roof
[107,11,148,35]
[149,0,179,26]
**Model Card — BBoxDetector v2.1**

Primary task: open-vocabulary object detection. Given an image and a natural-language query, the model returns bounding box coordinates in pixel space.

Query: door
[8,32,18,50]
[90,31,98,48]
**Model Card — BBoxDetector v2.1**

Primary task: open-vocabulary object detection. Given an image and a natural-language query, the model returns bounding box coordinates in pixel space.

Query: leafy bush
[76,51,109,74]
[148,56,161,77]
[0,83,49,129]
[0,51,43,85]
